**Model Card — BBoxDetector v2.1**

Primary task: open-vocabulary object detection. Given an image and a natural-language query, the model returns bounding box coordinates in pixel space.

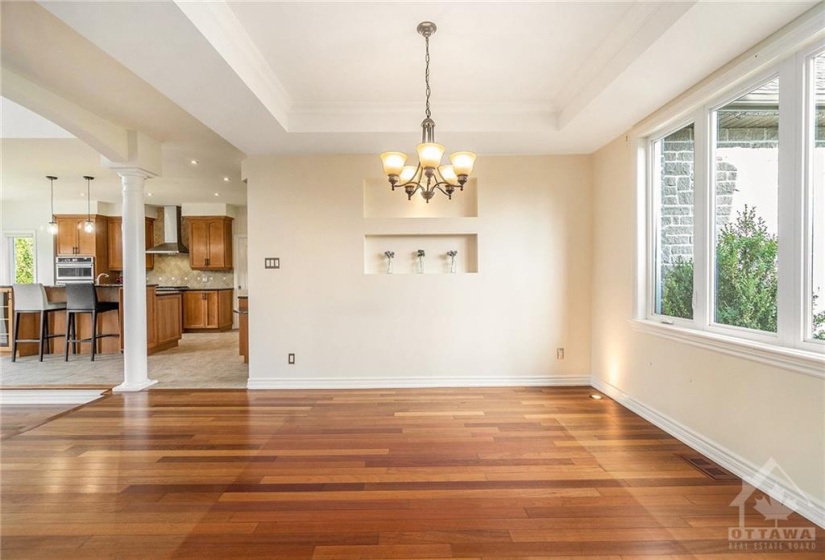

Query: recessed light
[147,192,153,197]
[589,394,603,400]
[214,192,220,197]
[80,192,85,196]
[190,159,199,165]
[223,177,230,182]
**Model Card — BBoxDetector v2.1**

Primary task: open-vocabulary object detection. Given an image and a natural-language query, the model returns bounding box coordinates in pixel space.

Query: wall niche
[364,234,478,275]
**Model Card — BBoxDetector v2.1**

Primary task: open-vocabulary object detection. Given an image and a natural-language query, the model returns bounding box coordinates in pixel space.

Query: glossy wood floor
[1,387,821,559]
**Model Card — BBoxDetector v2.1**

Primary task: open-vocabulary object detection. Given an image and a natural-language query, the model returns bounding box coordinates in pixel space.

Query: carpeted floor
[0,331,248,389]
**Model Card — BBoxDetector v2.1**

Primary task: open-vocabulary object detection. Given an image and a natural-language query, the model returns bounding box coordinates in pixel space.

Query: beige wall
[591,135,825,509]
[244,154,592,387]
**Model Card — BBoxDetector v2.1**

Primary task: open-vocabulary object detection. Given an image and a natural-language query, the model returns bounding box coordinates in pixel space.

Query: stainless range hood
[146,206,189,255]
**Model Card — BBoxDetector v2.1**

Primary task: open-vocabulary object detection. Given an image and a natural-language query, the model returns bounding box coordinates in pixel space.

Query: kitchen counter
[8,285,182,358]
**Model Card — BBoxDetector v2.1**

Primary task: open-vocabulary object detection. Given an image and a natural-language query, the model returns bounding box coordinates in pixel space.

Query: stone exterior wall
[660,127,695,266]
[658,126,780,268]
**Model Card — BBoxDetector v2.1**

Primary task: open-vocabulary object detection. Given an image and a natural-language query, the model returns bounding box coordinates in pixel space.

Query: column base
[112,379,158,393]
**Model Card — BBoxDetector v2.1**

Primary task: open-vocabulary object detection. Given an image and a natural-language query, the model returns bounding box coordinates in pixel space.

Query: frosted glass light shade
[380,152,407,176]
[416,143,445,169]
[438,165,459,186]
[84,220,95,233]
[399,166,416,183]
[450,151,476,176]
[47,221,58,235]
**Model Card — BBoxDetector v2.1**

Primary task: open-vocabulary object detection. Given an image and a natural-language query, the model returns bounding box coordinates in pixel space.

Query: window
[644,38,825,358]
[713,78,779,333]
[808,52,825,341]
[652,123,695,319]
[9,235,35,284]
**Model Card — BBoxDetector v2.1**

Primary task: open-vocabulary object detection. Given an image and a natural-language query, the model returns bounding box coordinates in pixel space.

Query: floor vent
[678,454,738,481]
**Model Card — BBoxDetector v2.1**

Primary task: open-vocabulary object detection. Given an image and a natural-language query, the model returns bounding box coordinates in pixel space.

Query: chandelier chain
[424,35,431,119]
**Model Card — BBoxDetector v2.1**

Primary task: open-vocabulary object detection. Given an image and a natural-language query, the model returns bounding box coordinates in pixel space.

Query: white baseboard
[591,376,825,530]
[0,389,105,405]
[248,375,591,390]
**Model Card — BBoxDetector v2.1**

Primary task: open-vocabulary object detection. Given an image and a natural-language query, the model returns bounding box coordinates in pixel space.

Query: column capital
[111,166,157,180]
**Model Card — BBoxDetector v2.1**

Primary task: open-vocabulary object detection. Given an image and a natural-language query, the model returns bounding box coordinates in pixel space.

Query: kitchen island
[3,285,182,358]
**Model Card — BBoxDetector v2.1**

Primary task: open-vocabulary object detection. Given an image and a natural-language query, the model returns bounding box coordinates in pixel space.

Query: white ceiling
[1,1,820,205]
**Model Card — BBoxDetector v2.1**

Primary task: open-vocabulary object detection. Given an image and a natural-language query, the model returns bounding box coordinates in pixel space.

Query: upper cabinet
[189,217,233,270]
[56,216,104,257]
[108,217,155,271]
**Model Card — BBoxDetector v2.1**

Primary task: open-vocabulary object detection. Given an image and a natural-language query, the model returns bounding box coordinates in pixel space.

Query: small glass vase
[386,258,393,274]
[417,256,424,274]
[449,256,457,274]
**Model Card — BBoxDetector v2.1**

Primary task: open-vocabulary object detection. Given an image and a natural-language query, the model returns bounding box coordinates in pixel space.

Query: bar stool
[65,283,120,361]
[11,284,66,362]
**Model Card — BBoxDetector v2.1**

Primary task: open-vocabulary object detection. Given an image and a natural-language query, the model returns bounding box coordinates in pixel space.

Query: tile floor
[0,331,248,389]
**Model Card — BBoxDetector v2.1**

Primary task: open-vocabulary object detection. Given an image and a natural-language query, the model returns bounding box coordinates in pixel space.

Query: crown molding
[555,1,696,130]
[288,101,558,134]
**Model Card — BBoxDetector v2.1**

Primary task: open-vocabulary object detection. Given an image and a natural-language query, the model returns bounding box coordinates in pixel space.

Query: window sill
[631,319,825,379]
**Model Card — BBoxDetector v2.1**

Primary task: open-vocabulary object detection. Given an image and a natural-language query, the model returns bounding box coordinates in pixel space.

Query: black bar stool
[65,283,120,361]
[11,284,66,362]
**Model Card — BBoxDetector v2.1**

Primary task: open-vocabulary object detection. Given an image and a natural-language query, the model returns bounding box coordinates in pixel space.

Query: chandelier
[379,22,476,203]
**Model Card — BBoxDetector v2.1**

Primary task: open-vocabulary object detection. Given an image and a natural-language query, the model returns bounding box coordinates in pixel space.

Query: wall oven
[55,257,94,284]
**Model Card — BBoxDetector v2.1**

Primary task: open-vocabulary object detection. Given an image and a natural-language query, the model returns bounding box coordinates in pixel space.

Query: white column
[113,170,157,392]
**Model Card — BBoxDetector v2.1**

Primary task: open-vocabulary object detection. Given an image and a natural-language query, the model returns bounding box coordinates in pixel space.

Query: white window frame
[647,119,696,329]
[704,68,781,347]
[2,230,38,285]
[634,29,825,379]
[801,44,825,348]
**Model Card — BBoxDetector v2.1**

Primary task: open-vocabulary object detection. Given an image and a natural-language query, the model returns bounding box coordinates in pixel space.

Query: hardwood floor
[1,387,821,559]
[0,403,83,440]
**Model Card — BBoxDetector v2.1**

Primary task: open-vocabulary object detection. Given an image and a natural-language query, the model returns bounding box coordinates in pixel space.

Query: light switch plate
[265,257,280,269]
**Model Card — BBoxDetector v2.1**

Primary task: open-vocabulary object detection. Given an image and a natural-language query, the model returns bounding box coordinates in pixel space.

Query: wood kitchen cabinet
[0,287,12,355]
[155,293,183,348]
[183,290,233,332]
[189,217,233,270]
[56,216,106,257]
[107,217,155,271]
[238,296,248,364]
[55,215,110,276]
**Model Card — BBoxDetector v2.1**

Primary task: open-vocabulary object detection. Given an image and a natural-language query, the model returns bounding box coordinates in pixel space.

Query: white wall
[244,154,592,388]
[1,199,55,285]
[591,136,825,516]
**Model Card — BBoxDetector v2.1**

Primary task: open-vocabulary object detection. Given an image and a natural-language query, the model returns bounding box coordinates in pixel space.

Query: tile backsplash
[145,208,234,289]
[146,254,234,289]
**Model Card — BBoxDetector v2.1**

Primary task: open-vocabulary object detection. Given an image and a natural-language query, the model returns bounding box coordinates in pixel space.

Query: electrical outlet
[265,257,280,269]
[288,353,295,365]
[556,348,565,360]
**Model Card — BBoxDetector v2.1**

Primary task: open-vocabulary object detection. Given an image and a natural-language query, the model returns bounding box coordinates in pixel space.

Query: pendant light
[83,176,95,233]
[46,176,58,235]
[379,22,476,203]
